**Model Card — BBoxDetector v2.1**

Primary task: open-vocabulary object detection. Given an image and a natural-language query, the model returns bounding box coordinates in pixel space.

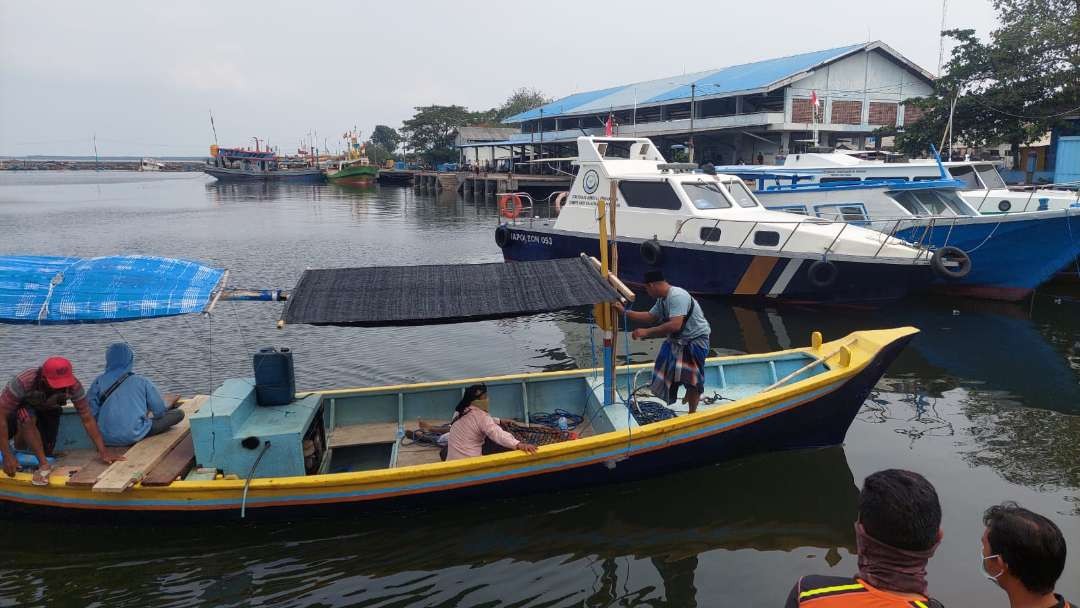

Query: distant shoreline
[0,158,206,172]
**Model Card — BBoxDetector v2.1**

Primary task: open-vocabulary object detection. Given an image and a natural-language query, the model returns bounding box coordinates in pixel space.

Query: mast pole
[597,183,613,407]
[608,179,620,407]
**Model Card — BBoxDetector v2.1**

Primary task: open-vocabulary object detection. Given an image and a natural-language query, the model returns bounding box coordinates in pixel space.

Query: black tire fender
[807,259,839,288]
[931,245,972,279]
[495,225,511,248]
[640,239,665,266]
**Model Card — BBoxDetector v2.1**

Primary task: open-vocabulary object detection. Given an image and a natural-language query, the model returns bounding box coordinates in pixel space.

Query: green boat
[327,129,379,185]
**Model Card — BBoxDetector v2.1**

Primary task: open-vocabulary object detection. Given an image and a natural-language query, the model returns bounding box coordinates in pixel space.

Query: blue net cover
[0,255,225,324]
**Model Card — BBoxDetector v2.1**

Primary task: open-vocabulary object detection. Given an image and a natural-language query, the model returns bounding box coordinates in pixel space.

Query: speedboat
[762,150,1080,214]
[722,166,1080,301]
[496,137,965,305]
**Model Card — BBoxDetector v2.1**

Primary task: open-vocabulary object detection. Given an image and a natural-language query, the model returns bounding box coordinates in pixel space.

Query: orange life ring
[498,194,523,219]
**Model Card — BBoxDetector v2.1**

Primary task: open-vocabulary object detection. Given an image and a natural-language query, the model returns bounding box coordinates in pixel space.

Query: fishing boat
[0,254,916,519]
[496,136,968,305]
[204,144,324,183]
[720,160,1080,301]
[325,129,379,185]
[764,150,1080,214]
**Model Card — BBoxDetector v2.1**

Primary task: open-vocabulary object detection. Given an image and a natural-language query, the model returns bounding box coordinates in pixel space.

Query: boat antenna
[92,133,99,171]
[936,0,948,77]
[209,109,219,145]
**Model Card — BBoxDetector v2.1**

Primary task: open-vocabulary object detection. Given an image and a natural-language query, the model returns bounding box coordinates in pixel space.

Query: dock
[412,171,571,199]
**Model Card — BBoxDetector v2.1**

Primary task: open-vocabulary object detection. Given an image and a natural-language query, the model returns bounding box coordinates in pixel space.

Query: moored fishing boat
[496,137,967,305]
[0,254,916,520]
[326,129,379,185]
[721,162,1080,301]
[204,144,324,183]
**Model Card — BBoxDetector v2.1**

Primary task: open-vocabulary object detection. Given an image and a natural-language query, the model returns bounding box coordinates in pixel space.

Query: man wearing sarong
[614,270,711,413]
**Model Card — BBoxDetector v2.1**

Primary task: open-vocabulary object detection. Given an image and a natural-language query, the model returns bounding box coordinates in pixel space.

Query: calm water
[0,171,1077,607]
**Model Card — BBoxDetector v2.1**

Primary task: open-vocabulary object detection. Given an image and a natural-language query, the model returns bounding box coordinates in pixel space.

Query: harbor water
[0,172,1077,607]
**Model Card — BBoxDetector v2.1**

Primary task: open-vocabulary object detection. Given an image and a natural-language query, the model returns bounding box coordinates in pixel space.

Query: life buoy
[807,259,839,288]
[931,246,972,279]
[498,194,523,219]
[640,239,665,266]
[494,225,511,248]
[553,191,568,215]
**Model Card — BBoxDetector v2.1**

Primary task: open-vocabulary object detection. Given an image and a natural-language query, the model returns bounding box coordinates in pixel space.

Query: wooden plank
[328,422,399,448]
[65,447,129,487]
[140,435,195,487]
[91,396,205,493]
[394,444,442,468]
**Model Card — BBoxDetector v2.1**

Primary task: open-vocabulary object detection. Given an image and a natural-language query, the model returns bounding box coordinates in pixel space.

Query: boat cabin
[207,146,279,172]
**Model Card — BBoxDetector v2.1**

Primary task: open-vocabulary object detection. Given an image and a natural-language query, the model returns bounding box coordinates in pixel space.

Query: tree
[494,87,551,122]
[370,125,401,154]
[895,0,1079,164]
[364,142,394,166]
[400,105,476,164]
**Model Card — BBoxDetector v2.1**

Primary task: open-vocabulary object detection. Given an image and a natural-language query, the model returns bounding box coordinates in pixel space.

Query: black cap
[644,270,665,284]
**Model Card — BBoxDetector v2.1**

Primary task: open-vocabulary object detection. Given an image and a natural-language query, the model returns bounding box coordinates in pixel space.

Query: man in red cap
[0,357,121,486]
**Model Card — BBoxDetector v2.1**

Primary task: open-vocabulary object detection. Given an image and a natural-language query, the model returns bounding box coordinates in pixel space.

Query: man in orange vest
[785,469,944,607]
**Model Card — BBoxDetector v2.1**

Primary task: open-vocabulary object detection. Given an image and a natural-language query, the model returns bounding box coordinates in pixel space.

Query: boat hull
[327,165,379,185]
[0,329,915,520]
[897,212,1080,301]
[203,167,326,183]
[498,225,930,305]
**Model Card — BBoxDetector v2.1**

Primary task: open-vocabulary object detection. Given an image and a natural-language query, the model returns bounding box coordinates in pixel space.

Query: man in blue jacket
[88,343,183,446]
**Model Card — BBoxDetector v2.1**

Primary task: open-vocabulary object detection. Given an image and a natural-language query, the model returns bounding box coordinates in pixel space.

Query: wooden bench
[91,396,206,493]
[328,422,400,448]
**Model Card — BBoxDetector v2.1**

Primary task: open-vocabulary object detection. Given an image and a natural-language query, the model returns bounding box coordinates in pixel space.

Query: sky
[0,0,1000,157]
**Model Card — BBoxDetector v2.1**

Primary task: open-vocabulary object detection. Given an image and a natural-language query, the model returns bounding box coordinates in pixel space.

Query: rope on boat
[240,440,271,519]
[528,409,584,429]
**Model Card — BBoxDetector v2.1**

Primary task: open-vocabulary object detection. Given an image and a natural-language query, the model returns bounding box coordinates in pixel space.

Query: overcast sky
[0,1,999,157]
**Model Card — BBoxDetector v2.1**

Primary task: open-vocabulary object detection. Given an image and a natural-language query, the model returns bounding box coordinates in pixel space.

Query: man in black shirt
[981,502,1072,608]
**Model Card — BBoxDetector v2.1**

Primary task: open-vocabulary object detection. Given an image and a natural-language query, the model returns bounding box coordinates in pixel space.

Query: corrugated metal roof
[504,42,927,124]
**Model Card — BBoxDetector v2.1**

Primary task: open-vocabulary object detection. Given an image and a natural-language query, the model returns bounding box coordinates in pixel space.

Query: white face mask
[981,549,1004,583]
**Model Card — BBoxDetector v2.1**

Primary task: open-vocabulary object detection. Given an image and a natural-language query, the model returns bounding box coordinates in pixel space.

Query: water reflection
[1,447,857,607]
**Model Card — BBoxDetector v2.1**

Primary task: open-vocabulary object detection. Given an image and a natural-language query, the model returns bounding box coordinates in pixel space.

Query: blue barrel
[253,347,295,406]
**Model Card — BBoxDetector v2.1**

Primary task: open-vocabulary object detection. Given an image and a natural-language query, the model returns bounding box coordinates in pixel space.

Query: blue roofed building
[465,41,934,170]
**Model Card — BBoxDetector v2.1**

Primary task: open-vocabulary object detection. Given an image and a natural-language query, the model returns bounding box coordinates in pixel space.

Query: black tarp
[281,257,619,327]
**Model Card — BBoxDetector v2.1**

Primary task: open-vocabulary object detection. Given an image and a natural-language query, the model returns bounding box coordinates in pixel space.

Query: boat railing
[974,180,1080,213]
[669,215,942,260]
[505,191,569,225]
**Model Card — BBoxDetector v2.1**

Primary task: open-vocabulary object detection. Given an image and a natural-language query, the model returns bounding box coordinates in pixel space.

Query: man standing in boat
[614,270,711,414]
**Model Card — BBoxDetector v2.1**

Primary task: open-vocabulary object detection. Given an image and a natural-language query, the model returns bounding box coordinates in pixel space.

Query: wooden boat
[326,130,379,185]
[0,254,915,520]
[204,145,325,183]
[0,326,914,519]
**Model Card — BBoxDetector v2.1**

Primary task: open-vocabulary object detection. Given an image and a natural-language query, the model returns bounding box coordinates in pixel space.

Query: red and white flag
[604,114,614,136]
[809,90,819,107]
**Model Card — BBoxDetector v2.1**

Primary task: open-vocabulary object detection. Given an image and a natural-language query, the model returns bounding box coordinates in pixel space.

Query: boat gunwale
[0,327,917,501]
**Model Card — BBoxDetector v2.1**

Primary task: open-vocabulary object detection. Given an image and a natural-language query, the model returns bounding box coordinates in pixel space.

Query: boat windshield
[947,165,985,190]
[889,189,968,216]
[682,182,732,209]
[723,180,760,208]
[975,164,1007,189]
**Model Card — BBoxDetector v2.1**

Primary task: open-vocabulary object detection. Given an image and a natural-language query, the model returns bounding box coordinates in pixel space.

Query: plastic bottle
[557,415,569,432]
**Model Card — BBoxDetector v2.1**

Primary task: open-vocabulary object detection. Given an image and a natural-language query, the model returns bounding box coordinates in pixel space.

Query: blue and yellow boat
[0,255,916,520]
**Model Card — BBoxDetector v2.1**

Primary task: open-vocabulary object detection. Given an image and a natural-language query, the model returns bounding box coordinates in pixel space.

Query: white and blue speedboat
[720,165,1080,301]
[495,137,968,305]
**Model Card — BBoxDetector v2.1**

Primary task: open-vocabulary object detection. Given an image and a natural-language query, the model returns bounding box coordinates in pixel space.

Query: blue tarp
[0,255,225,324]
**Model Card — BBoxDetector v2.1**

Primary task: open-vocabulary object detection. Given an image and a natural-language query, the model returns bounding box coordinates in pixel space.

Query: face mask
[980,549,1004,583]
[473,396,490,412]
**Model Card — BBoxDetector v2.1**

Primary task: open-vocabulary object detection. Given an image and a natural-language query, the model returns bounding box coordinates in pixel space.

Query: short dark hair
[858,469,941,551]
[984,502,1067,594]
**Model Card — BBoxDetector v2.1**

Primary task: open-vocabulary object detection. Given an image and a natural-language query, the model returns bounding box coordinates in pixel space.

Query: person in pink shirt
[445,384,537,461]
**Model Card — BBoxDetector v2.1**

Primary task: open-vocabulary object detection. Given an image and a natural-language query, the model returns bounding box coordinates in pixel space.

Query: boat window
[815,203,869,224]
[772,204,809,215]
[975,164,1007,189]
[753,230,781,246]
[682,182,732,209]
[910,190,960,216]
[820,177,861,183]
[864,176,908,182]
[914,176,941,182]
[723,180,760,208]
[889,191,931,215]
[947,165,985,190]
[928,189,973,215]
[618,180,683,210]
[699,226,722,242]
